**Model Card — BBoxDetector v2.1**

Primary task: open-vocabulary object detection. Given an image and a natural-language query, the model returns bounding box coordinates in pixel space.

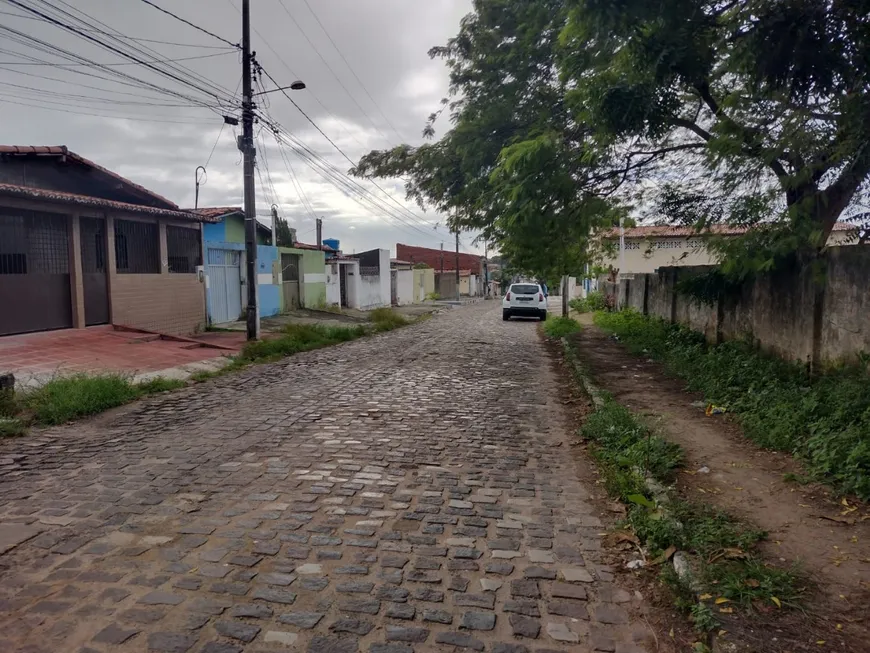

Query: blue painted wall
[203,221,227,243]
[257,244,280,318]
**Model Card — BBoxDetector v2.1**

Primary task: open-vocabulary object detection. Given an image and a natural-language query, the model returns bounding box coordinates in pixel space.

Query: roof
[187,206,242,220]
[0,145,177,209]
[294,242,336,252]
[396,243,482,271]
[436,268,474,277]
[391,258,412,265]
[0,182,203,221]
[604,222,859,239]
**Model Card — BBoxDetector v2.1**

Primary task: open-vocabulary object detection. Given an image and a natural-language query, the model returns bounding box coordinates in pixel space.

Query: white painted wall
[325,260,361,309]
[377,249,391,306]
[394,269,414,305]
[359,274,384,309]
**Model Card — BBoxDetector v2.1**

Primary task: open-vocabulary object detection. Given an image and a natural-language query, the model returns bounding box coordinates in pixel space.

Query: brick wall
[111,274,205,335]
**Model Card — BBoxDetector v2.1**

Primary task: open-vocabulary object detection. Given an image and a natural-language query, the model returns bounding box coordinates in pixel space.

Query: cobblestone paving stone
[0,302,652,653]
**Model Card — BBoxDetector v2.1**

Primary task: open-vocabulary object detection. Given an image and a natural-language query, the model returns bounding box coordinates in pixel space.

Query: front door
[207,248,242,324]
[79,217,109,326]
[281,252,300,310]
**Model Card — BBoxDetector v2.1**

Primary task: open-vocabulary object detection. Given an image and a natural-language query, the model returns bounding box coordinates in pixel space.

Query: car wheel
[502,310,510,321]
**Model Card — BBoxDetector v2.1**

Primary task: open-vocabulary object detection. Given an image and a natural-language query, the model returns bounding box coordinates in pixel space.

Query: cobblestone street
[0,302,651,653]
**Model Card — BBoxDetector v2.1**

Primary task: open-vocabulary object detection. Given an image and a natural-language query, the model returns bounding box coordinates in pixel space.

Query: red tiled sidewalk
[0,326,241,381]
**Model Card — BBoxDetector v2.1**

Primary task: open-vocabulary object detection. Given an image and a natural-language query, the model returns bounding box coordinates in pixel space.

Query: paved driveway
[0,302,650,653]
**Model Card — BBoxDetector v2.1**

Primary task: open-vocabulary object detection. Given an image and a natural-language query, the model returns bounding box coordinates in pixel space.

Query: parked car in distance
[502,283,547,321]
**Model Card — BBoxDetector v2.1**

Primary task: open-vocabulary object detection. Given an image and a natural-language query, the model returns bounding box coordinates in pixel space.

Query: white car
[502,283,547,321]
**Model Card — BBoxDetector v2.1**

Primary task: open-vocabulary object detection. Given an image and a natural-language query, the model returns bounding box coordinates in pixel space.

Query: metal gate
[206,248,242,324]
[80,217,109,326]
[281,252,301,310]
[0,209,73,336]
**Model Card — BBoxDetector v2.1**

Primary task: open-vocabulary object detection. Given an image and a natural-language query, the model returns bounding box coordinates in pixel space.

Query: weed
[689,601,718,633]
[0,417,26,437]
[595,309,870,499]
[542,316,582,338]
[24,374,140,425]
[369,308,409,332]
[137,377,186,394]
[569,371,803,621]
[238,323,368,363]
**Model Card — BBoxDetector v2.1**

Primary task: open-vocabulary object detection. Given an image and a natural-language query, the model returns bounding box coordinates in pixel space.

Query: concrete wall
[325,260,361,309]
[112,274,204,335]
[276,246,326,310]
[601,231,857,274]
[393,269,414,305]
[604,246,870,366]
[412,267,434,302]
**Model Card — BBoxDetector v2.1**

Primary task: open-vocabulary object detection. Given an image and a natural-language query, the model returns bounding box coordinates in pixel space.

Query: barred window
[0,210,69,275]
[167,225,201,273]
[359,266,379,277]
[115,219,159,273]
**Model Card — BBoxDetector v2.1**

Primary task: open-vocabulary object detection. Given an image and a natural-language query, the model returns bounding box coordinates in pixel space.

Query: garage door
[0,209,73,336]
[206,248,242,324]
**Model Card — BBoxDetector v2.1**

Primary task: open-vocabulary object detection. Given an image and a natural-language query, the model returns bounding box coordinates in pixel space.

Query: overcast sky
[0,0,480,256]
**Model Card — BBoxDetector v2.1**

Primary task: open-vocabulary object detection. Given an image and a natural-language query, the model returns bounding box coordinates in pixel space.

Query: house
[396,243,482,275]
[197,207,329,323]
[599,223,860,275]
[0,145,211,337]
[350,248,391,309]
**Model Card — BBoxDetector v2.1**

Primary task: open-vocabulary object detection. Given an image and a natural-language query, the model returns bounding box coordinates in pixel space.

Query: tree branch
[671,117,713,141]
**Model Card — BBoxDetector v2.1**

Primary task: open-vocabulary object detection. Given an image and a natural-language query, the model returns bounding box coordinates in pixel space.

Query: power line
[0,8,237,49]
[2,1,238,106]
[298,0,408,144]
[0,50,236,66]
[137,0,240,50]
[274,0,394,148]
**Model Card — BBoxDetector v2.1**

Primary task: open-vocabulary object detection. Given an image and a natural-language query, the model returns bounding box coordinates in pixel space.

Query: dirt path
[572,317,870,650]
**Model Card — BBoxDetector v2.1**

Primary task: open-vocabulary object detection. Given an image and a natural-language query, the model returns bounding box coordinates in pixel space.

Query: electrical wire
[274,0,394,149]
[137,0,240,50]
[298,0,408,144]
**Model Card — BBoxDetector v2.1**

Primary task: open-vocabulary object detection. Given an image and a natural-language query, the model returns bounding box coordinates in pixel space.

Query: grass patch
[595,309,870,499]
[542,316,581,338]
[566,341,803,630]
[238,323,368,363]
[21,374,185,426]
[369,307,409,332]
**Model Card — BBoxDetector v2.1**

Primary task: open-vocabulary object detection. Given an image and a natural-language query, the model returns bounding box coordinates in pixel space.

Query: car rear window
[511,284,539,295]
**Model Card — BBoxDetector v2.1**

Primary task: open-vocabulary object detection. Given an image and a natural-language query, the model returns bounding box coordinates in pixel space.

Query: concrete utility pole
[270,204,279,246]
[241,0,259,340]
[454,230,460,301]
[483,240,488,298]
[316,217,323,250]
[440,242,444,275]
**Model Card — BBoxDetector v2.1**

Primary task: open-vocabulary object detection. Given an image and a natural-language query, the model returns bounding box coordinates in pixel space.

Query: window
[167,225,201,273]
[0,210,69,275]
[115,219,159,273]
[510,284,539,295]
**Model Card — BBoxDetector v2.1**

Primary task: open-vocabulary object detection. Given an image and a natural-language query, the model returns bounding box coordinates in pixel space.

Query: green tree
[352,0,623,280]
[560,0,870,275]
[274,215,295,248]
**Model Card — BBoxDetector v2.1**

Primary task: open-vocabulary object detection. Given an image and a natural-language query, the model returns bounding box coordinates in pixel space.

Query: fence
[600,245,870,367]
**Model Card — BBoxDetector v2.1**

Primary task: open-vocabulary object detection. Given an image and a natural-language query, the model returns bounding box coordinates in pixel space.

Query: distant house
[397,243,482,273]
[599,223,861,275]
[196,207,329,323]
[0,145,212,337]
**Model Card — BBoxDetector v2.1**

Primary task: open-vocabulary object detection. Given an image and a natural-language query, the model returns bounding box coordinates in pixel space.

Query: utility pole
[454,230,460,301]
[440,242,444,275]
[241,0,258,340]
[195,166,206,210]
[316,217,323,250]
[270,204,279,246]
[483,240,488,298]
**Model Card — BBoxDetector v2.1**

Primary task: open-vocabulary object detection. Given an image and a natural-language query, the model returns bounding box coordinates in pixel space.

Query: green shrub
[595,310,870,498]
[542,316,581,338]
[137,377,186,394]
[0,417,26,437]
[569,290,608,313]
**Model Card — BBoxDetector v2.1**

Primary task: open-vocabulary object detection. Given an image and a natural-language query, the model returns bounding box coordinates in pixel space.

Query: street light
[253,80,306,96]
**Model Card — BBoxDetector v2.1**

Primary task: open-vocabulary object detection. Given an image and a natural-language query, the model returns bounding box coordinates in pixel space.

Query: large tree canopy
[353,0,870,278]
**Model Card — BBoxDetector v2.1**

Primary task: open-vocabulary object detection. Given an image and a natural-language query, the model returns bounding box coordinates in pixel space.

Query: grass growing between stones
[562,339,804,634]
[594,309,870,499]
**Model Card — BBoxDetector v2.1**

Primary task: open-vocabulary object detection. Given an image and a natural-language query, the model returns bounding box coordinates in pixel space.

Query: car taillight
[539,293,544,301]
[506,292,511,300]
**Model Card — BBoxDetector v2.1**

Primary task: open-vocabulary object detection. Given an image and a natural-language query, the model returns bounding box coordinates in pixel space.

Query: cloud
[0,0,482,257]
